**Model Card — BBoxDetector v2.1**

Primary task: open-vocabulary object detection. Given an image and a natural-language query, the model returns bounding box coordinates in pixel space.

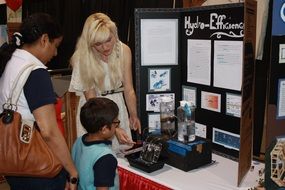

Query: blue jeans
[5,169,67,190]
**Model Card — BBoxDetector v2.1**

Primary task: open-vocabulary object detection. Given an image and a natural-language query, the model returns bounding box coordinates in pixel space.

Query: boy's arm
[93,154,117,189]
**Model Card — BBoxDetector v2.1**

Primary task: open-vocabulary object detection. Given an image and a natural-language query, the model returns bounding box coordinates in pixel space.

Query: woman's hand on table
[129,116,141,134]
[115,127,135,145]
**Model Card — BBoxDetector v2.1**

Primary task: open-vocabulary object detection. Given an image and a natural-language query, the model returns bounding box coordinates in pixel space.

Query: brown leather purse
[0,64,62,178]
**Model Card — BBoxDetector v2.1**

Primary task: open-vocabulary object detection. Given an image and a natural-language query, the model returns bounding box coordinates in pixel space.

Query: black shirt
[24,68,56,112]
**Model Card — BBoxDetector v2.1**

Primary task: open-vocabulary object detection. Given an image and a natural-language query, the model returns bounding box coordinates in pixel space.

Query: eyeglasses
[112,120,120,128]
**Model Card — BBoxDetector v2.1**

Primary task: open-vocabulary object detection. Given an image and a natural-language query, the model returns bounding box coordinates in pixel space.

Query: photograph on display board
[277,79,285,119]
[182,85,197,106]
[226,93,241,118]
[140,19,178,66]
[201,91,221,112]
[146,93,175,112]
[213,127,240,151]
[148,68,171,92]
[195,122,207,138]
[279,44,285,64]
[148,113,161,134]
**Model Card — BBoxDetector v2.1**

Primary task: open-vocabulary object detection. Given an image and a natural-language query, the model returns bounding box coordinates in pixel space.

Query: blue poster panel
[272,0,285,36]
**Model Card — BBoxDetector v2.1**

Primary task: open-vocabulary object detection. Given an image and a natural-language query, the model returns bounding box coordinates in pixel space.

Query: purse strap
[5,63,37,109]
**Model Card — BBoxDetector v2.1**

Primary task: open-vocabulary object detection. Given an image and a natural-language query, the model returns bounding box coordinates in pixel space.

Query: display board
[135,1,256,186]
[265,0,285,150]
[263,1,285,189]
[134,8,182,136]
[180,4,244,160]
[239,0,257,185]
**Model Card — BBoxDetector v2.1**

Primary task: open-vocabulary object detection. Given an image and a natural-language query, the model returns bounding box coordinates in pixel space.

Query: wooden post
[63,92,79,150]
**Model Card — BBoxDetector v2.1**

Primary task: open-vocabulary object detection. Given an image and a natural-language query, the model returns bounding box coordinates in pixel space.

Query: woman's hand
[129,116,141,134]
[65,181,77,190]
[115,128,135,145]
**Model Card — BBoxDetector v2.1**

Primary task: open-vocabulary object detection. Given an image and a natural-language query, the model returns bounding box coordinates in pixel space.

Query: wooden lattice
[271,140,285,186]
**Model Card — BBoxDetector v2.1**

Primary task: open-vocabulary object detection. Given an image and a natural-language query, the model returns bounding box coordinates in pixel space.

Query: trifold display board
[264,1,285,187]
[134,1,256,186]
[265,0,285,150]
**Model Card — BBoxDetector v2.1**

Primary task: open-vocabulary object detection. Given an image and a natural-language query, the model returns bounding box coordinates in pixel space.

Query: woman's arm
[122,44,141,134]
[84,89,97,100]
[33,104,78,190]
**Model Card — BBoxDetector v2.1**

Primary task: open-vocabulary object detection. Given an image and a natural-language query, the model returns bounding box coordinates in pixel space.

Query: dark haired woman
[0,13,78,190]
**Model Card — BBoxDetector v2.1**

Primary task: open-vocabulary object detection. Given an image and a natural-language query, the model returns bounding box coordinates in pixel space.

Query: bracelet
[67,176,79,185]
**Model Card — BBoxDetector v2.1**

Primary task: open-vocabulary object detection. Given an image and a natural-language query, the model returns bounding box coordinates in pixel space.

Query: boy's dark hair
[80,97,119,133]
[0,13,62,77]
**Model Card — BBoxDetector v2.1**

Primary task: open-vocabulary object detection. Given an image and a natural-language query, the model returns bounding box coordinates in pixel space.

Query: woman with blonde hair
[69,12,141,153]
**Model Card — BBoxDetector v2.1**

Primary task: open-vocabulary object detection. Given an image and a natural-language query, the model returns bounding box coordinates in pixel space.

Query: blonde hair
[71,13,123,91]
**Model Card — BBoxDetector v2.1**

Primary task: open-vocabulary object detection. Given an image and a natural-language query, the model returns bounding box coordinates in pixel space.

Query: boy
[72,97,120,190]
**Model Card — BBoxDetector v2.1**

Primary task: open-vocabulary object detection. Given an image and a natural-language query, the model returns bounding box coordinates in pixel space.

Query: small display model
[270,138,285,187]
[177,100,196,143]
